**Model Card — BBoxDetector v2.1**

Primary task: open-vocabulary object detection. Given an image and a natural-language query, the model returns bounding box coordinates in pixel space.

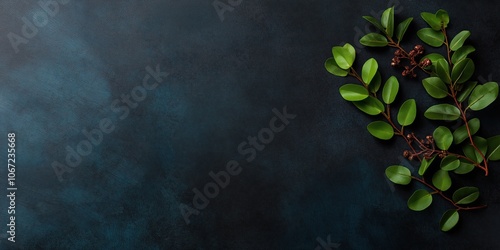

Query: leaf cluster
[324,7,499,232]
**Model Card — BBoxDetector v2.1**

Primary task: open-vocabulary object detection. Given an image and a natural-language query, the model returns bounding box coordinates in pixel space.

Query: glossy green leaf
[432,169,452,191]
[440,209,459,232]
[440,156,460,171]
[325,58,349,77]
[381,7,394,37]
[472,136,488,163]
[385,165,412,185]
[362,16,385,32]
[435,9,450,28]
[451,58,475,84]
[487,135,500,161]
[433,126,453,150]
[422,77,448,99]
[362,58,378,84]
[453,118,480,145]
[453,187,479,205]
[424,104,460,121]
[407,189,433,211]
[420,12,441,30]
[457,81,478,103]
[436,59,451,84]
[423,53,445,64]
[369,71,382,94]
[367,121,394,140]
[454,160,475,174]
[450,30,471,51]
[360,33,389,47]
[451,45,475,64]
[396,17,413,42]
[468,82,499,111]
[397,99,417,126]
[463,144,478,163]
[353,96,385,115]
[382,76,399,104]
[343,43,356,60]
[418,156,436,176]
[339,84,369,101]
[417,28,445,47]
[421,53,445,71]
[332,44,356,70]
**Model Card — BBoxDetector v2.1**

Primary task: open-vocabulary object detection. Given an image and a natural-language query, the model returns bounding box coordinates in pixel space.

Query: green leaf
[332,44,356,70]
[452,187,479,205]
[418,156,436,176]
[397,99,417,126]
[472,136,488,163]
[385,165,412,185]
[325,58,349,77]
[339,84,369,101]
[464,137,488,164]
[381,7,394,37]
[451,45,475,64]
[367,121,394,140]
[382,76,399,104]
[360,33,389,47]
[422,77,448,99]
[407,189,433,211]
[433,126,453,150]
[450,30,471,51]
[343,43,356,60]
[457,81,477,103]
[436,59,451,84]
[463,144,478,163]
[440,209,459,232]
[420,12,442,30]
[417,28,445,47]
[396,17,413,42]
[353,96,385,115]
[487,135,500,161]
[421,53,445,71]
[435,9,450,28]
[369,71,382,94]
[362,16,385,32]
[451,58,475,84]
[453,118,480,145]
[424,104,460,121]
[362,58,378,84]
[440,155,460,171]
[422,53,445,65]
[454,160,475,174]
[468,82,499,111]
[432,169,452,191]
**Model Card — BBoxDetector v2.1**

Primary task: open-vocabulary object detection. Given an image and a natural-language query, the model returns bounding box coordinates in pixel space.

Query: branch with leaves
[325,7,500,232]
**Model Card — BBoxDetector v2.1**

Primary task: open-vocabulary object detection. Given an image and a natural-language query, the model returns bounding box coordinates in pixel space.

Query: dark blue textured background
[0,0,500,249]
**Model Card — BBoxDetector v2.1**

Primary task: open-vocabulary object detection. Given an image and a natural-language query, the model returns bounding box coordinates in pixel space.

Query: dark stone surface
[0,0,499,249]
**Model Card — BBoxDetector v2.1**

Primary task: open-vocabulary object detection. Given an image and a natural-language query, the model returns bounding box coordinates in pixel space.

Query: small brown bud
[420,58,432,67]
